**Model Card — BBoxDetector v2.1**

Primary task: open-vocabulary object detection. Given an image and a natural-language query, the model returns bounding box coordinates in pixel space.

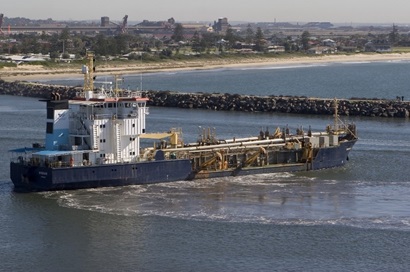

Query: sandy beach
[2,53,410,82]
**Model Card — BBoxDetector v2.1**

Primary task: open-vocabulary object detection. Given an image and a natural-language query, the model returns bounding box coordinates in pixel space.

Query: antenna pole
[83,52,94,92]
[333,98,338,129]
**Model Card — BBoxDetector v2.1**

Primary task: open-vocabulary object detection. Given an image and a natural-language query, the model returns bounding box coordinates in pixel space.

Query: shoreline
[2,53,410,82]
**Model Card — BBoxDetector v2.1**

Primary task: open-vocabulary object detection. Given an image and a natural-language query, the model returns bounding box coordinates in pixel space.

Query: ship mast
[333,98,338,130]
[114,74,123,97]
[82,52,95,99]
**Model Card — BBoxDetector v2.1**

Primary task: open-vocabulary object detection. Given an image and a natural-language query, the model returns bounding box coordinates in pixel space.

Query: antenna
[140,53,143,91]
[333,98,338,130]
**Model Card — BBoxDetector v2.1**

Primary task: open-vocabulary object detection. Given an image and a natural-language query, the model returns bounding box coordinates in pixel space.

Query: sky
[2,0,410,25]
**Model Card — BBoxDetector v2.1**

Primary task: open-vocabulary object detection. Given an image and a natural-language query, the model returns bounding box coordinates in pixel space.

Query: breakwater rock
[143,90,410,118]
[1,80,409,118]
[0,80,80,100]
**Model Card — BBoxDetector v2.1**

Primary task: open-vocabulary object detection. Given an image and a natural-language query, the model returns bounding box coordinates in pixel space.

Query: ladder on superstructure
[115,123,122,162]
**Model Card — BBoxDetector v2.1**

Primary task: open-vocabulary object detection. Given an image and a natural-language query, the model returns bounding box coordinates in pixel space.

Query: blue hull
[11,159,193,192]
[10,140,356,192]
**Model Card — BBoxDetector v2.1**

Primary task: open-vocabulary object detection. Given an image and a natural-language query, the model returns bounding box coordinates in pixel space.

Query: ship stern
[10,162,52,192]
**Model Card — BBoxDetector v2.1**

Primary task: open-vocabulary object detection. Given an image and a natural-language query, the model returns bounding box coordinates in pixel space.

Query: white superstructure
[42,52,149,167]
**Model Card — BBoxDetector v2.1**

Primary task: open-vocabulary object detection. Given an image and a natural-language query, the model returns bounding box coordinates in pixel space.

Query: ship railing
[117,113,138,119]
[9,149,36,164]
[76,91,85,98]
[93,114,113,120]
[48,160,93,168]
[10,156,31,165]
[95,157,117,165]
[122,90,141,98]
[48,161,73,168]
[70,144,89,151]
[10,156,46,167]
[176,152,190,160]
[105,158,117,164]
[329,118,357,139]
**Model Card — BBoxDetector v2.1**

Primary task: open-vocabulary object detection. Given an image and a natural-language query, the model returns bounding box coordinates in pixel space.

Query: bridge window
[47,108,54,119]
[46,122,53,134]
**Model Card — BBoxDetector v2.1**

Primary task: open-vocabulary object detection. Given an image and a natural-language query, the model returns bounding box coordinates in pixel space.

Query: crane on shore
[109,15,128,34]
[120,15,128,34]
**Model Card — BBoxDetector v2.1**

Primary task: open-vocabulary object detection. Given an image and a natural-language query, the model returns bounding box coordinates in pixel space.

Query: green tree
[224,26,237,50]
[107,37,118,55]
[245,24,254,44]
[201,32,219,53]
[127,52,141,60]
[145,36,162,52]
[20,36,41,54]
[154,39,163,51]
[48,33,61,55]
[191,31,203,53]
[389,24,399,45]
[93,34,109,56]
[301,31,311,50]
[40,31,48,41]
[59,27,70,54]
[116,34,132,53]
[62,52,70,59]
[254,27,266,52]
[60,27,70,41]
[71,37,85,56]
[160,48,172,58]
[284,41,291,52]
[49,51,60,59]
[172,23,185,42]
[10,44,19,54]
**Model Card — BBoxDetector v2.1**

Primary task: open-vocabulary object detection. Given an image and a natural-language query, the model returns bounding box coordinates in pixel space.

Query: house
[339,46,358,53]
[306,46,335,54]
[0,53,49,64]
[267,45,285,53]
[322,39,336,47]
[364,42,392,52]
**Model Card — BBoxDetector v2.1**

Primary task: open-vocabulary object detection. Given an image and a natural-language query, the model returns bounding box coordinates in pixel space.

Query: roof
[33,150,96,157]
[9,147,43,153]
[34,150,77,157]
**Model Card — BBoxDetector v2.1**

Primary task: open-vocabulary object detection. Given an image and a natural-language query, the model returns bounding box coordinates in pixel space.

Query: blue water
[2,61,410,271]
[42,60,410,99]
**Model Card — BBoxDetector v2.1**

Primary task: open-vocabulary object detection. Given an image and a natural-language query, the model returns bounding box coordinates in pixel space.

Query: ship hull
[11,159,193,192]
[10,140,356,192]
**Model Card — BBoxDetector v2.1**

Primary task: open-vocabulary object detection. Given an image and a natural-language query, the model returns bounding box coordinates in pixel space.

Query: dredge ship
[10,53,358,192]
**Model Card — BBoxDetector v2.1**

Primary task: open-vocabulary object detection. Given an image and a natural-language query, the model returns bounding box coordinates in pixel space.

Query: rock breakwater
[1,80,409,118]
